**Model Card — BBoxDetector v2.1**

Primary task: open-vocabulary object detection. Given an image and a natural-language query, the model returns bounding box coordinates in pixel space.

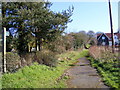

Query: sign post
[2,27,6,73]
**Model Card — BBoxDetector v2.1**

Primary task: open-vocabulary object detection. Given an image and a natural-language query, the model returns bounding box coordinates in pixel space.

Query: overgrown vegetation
[2,50,88,88]
[35,49,57,67]
[2,1,96,73]
[87,46,119,88]
[6,49,58,72]
[6,52,21,72]
[2,1,96,88]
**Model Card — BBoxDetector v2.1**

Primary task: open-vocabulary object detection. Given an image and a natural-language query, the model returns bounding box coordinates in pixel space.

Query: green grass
[87,56,119,89]
[86,44,91,48]
[2,49,88,88]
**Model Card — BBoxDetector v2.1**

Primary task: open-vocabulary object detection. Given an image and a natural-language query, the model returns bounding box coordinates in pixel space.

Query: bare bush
[89,46,118,62]
[21,53,35,66]
[6,52,21,72]
[35,49,57,67]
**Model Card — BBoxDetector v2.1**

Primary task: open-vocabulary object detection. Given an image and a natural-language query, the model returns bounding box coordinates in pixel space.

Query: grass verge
[1,49,88,88]
[86,55,119,89]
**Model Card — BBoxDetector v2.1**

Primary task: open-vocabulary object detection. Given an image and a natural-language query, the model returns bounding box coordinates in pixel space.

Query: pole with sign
[2,27,6,73]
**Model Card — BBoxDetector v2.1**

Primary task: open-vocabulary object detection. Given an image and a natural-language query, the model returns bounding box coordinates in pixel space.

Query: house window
[114,35,118,39]
[109,41,112,46]
[102,36,105,39]
[102,42,105,45]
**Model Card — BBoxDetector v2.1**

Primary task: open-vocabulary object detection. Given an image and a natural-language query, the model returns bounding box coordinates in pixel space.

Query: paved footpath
[66,57,109,88]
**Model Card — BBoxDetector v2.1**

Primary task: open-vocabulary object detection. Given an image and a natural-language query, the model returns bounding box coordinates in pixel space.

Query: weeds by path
[87,46,119,88]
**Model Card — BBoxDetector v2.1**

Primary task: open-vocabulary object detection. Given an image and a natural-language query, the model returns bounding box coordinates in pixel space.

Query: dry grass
[88,46,118,60]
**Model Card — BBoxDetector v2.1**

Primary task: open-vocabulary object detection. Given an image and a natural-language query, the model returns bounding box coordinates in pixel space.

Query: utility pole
[108,0,114,53]
[2,27,6,73]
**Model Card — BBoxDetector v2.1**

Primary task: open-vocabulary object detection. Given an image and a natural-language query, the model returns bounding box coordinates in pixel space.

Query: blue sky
[49,1,118,33]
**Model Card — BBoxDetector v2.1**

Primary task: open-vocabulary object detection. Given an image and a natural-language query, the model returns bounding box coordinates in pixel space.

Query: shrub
[35,49,57,67]
[46,41,66,54]
[47,44,66,54]
[20,53,35,66]
[89,40,96,45]
[89,46,118,62]
[6,52,21,72]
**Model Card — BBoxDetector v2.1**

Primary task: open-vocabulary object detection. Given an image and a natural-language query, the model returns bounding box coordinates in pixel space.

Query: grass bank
[2,49,88,88]
[87,55,119,89]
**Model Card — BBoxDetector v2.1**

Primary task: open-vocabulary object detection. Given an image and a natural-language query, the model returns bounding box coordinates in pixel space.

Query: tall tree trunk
[38,43,41,51]
[35,38,38,51]
[38,39,42,51]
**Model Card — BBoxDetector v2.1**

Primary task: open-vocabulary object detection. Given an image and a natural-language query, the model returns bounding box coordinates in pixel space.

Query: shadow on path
[66,57,109,88]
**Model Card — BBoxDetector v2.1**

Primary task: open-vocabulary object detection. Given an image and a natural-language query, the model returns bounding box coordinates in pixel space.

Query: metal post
[108,0,114,53]
[2,27,6,73]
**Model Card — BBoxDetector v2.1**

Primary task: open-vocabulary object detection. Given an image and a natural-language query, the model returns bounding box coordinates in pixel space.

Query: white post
[3,27,6,73]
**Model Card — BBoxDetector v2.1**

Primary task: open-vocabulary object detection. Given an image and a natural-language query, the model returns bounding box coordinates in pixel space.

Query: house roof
[105,33,111,39]
[114,33,120,39]
[97,33,111,40]
[97,33,120,40]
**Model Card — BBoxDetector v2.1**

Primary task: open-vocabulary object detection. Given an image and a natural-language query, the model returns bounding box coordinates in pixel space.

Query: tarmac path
[66,57,109,88]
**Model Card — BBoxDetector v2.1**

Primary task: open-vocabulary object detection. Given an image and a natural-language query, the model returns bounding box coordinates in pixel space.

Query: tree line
[3,2,96,54]
[2,2,97,72]
[2,2,74,54]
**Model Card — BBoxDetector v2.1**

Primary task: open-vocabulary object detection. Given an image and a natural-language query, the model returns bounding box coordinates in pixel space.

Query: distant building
[97,33,120,46]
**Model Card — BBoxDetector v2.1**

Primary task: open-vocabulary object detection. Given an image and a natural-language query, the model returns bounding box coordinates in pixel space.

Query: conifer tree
[2,2,74,53]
